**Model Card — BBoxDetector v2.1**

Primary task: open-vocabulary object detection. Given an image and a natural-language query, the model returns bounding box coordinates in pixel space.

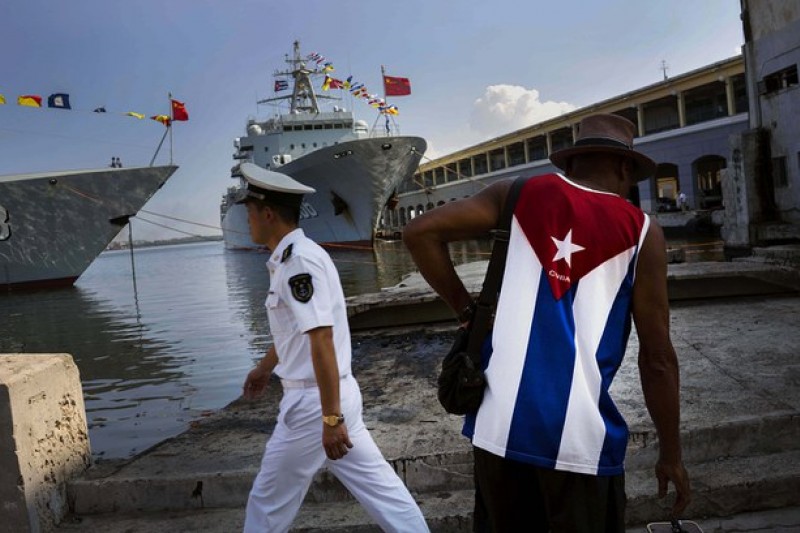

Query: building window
[508,142,525,166]
[684,81,727,125]
[643,95,680,134]
[474,155,488,176]
[489,148,505,172]
[527,136,547,160]
[655,163,680,207]
[732,74,749,114]
[760,65,798,95]
[694,155,726,209]
[773,156,788,188]
[458,158,472,178]
[445,164,458,183]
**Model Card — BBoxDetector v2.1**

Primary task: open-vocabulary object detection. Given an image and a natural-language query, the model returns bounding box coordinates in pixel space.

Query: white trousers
[243,375,429,533]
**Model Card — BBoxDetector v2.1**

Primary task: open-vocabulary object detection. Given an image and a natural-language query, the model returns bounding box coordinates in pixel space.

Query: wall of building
[636,116,749,213]
[743,0,800,229]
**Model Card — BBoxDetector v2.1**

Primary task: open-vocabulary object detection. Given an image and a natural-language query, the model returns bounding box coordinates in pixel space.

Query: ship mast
[257,41,337,113]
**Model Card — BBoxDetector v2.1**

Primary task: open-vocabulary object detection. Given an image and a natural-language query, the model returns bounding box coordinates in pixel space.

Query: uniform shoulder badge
[288,273,313,303]
[281,243,294,263]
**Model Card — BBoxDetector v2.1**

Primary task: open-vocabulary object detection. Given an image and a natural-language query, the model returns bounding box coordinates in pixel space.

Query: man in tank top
[404,114,690,532]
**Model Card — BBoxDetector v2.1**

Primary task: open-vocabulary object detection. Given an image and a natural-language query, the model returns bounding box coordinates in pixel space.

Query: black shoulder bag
[437,176,528,415]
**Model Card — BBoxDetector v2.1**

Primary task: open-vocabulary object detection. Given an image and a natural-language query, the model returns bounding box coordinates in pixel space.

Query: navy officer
[237,162,428,532]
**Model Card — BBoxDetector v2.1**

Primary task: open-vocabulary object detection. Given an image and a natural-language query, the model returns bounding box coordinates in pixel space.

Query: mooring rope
[56,178,493,263]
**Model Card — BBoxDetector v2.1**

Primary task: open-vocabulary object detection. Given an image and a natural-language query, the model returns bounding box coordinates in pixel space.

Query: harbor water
[0,239,491,459]
[0,234,720,459]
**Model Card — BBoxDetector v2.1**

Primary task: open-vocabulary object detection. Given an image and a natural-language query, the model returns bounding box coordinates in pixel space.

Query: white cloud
[469,85,576,138]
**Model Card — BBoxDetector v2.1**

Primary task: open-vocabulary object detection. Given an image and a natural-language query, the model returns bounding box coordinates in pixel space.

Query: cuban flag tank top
[464,173,650,476]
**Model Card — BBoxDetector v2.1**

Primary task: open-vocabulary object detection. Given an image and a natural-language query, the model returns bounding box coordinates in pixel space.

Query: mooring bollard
[0,354,91,533]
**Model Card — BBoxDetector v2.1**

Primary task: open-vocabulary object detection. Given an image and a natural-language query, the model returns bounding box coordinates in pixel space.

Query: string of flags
[0,92,189,127]
[273,51,410,116]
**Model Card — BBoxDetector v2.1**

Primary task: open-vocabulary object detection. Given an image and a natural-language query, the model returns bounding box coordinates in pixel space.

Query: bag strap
[466,176,529,354]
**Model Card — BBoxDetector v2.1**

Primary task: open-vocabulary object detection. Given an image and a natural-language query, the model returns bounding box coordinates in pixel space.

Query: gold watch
[322,414,344,427]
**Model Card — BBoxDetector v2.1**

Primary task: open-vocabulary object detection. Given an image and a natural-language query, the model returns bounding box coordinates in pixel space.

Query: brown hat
[549,114,656,182]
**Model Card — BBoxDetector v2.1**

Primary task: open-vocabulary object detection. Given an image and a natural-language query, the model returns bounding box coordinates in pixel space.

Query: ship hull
[0,166,178,289]
[221,136,426,248]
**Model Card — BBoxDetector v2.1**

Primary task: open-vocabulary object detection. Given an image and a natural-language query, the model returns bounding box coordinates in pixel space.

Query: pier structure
[0,354,91,532]
[46,263,800,531]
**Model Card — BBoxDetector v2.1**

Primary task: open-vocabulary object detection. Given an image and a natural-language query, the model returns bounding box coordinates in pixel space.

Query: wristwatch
[322,414,345,427]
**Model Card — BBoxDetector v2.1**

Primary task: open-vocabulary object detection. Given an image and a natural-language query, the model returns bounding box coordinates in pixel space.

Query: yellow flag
[18,95,42,107]
[126,112,145,119]
[0,94,5,104]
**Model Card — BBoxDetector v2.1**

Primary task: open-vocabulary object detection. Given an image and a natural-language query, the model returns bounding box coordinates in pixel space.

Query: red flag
[383,75,411,96]
[171,99,189,121]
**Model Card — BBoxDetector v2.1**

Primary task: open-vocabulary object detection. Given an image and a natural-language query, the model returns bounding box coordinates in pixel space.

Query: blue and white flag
[47,93,71,109]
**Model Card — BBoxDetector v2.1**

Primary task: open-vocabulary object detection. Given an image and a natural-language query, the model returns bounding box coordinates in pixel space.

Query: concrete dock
[56,258,800,532]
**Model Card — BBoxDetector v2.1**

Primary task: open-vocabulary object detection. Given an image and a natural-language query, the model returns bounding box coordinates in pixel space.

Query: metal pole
[150,126,170,167]
[127,221,140,318]
[168,92,174,164]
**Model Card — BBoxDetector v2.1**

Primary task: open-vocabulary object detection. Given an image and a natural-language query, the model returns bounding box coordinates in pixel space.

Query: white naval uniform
[243,229,429,533]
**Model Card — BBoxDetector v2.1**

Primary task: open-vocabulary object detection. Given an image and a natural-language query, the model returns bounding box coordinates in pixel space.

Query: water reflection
[0,239,492,459]
[0,284,187,457]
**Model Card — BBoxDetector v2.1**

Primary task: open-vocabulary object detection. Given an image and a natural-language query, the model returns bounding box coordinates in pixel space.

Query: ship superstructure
[220,41,426,248]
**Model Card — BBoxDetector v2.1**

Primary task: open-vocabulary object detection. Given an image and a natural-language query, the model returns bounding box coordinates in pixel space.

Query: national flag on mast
[171,98,189,121]
[383,75,411,96]
[274,79,289,92]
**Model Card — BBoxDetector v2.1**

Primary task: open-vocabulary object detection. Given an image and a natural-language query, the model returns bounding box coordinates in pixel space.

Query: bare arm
[307,326,352,460]
[632,220,691,517]
[243,345,278,400]
[402,180,512,318]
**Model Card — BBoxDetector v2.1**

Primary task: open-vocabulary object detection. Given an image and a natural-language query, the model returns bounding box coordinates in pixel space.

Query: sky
[1,0,744,241]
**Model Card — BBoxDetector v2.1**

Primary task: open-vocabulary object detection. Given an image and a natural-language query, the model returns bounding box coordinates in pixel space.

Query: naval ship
[220,41,427,248]
[0,165,177,289]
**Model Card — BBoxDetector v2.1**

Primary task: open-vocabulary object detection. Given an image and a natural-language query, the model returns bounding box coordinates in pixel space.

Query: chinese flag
[171,99,189,121]
[383,75,411,96]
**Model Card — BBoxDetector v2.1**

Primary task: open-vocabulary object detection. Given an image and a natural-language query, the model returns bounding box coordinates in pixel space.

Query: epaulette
[281,243,293,263]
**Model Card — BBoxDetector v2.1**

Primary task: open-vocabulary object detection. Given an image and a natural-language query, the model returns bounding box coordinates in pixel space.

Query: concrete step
[347,261,800,330]
[58,450,800,532]
[58,490,473,533]
[751,244,800,268]
[67,450,474,515]
[67,412,799,515]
